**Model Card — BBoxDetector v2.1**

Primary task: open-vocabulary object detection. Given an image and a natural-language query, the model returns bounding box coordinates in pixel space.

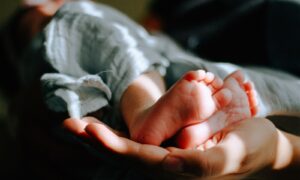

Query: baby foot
[175,70,258,148]
[130,70,232,145]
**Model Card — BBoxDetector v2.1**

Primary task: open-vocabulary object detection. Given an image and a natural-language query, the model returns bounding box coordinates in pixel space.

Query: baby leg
[121,71,166,133]
[125,70,232,146]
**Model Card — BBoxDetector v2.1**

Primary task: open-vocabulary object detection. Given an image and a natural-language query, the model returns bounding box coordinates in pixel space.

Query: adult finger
[63,118,90,139]
[85,122,170,167]
[176,111,228,148]
[166,132,250,178]
[164,118,276,178]
[63,116,127,138]
[162,146,227,178]
[82,116,128,137]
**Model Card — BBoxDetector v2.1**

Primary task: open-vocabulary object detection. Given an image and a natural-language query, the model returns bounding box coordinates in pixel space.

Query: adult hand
[63,117,169,165]
[63,117,173,179]
[63,117,295,179]
[161,118,284,179]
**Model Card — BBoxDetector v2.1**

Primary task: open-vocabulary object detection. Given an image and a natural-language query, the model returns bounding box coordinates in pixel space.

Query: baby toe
[183,70,206,81]
[209,76,224,93]
[204,71,215,84]
[225,70,245,86]
[244,82,258,116]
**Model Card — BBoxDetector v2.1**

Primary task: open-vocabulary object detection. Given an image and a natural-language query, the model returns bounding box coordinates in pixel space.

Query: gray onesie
[41,1,171,129]
[39,0,296,129]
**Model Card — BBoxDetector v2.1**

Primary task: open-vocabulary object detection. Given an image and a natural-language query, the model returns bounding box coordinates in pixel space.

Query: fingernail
[163,156,184,172]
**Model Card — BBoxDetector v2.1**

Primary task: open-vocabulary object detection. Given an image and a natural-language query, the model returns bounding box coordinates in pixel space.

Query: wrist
[283,131,300,166]
[272,129,296,170]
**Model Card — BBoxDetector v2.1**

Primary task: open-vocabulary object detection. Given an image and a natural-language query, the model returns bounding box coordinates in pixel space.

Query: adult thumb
[162,147,227,178]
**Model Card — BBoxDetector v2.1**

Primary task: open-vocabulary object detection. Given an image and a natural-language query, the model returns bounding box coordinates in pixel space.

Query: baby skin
[175,70,258,148]
[121,70,257,149]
